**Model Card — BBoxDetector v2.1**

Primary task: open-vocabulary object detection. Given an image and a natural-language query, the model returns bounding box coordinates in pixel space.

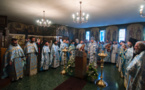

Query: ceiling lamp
[36,11,52,27]
[72,1,89,24]
[140,5,145,17]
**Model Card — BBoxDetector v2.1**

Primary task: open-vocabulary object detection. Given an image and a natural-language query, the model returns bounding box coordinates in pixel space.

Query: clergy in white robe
[50,40,60,68]
[60,39,68,65]
[117,41,125,71]
[2,38,25,81]
[120,44,127,78]
[24,37,38,76]
[116,42,121,67]
[41,41,50,70]
[124,38,138,88]
[76,40,84,49]
[126,41,145,90]
[104,41,111,62]
[88,38,97,67]
[69,41,75,62]
[118,46,124,72]
[111,41,118,63]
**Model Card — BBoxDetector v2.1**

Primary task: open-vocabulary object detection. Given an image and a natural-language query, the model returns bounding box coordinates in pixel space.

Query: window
[86,31,90,41]
[119,29,126,42]
[100,30,105,42]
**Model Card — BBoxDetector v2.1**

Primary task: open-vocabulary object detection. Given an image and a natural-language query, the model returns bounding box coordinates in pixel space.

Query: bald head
[80,40,84,44]
[134,41,145,54]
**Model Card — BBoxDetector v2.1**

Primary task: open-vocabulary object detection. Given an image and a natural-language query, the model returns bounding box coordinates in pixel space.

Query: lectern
[75,50,87,79]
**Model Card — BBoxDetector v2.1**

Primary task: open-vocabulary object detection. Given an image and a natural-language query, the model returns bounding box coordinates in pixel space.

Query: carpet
[0,78,11,89]
[54,77,86,90]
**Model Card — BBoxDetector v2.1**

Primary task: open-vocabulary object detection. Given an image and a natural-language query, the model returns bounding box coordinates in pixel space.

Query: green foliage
[65,57,98,82]
[86,64,98,82]
[65,57,75,76]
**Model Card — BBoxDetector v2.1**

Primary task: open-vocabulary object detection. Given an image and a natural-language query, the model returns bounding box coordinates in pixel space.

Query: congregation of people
[1,36,145,90]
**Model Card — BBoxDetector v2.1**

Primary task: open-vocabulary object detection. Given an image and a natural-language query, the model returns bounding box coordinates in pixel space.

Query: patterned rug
[54,77,86,90]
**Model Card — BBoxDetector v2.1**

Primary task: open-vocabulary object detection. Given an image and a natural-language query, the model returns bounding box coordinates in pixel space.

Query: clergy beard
[128,44,132,48]
[12,43,17,46]
[135,49,141,54]
[31,41,34,43]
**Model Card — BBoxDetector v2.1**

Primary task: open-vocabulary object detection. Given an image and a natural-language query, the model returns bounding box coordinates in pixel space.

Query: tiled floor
[2,64,125,90]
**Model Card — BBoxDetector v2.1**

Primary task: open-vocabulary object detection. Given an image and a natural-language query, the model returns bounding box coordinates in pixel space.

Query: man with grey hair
[76,40,84,49]
[124,38,138,88]
[75,39,79,47]
[126,41,145,90]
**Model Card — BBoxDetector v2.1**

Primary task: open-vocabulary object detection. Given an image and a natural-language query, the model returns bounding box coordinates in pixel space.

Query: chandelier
[140,5,145,17]
[36,11,52,27]
[72,1,89,24]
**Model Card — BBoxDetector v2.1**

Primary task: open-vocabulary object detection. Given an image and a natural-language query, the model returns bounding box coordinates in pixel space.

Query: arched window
[100,30,105,42]
[119,29,126,42]
[86,31,90,41]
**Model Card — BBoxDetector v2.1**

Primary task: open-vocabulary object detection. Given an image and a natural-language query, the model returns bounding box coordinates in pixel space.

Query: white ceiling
[0,0,145,28]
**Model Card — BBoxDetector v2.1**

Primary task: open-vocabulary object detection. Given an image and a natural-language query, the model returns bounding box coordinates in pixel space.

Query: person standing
[98,42,103,53]
[57,40,61,48]
[76,40,84,49]
[97,42,103,61]
[116,41,121,67]
[41,40,50,71]
[104,43,111,62]
[126,41,145,90]
[88,38,97,67]
[60,39,68,65]
[24,36,38,76]
[120,44,127,78]
[75,39,79,47]
[50,40,60,68]
[36,38,42,71]
[2,38,26,81]
[117,41,125,72]
[84,40,89,52]
[111,41,118,64]
[103,40,110,62]
[68,40,75,62]
[124,38,138,88]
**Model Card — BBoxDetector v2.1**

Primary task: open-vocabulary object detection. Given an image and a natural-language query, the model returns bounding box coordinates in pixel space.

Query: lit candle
[72,14,75,19]
[76,12,79,16]
[37,20,39,23]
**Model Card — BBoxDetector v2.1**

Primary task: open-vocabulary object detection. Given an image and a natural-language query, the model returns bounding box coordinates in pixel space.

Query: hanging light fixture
[72,1,89,24]
[36,11,52,27]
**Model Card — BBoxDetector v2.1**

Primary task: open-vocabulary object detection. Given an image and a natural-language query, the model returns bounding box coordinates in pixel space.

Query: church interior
[0,0,145,90]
